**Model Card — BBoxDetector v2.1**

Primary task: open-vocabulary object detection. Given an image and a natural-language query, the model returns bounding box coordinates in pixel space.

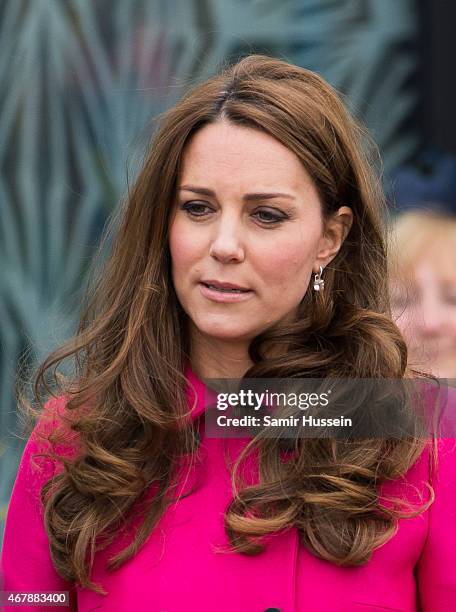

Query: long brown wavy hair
[21,54,432,594]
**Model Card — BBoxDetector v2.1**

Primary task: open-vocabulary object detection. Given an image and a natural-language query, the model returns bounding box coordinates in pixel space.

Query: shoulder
[30,393,80,449]
[1,395,80,595]
[404,435,456,493]
[384,434,456,521]
[400,381,456,489]
[425,437,456,508]
[413,437,456,607]
[418,383,456,496]
[20,394,82,494]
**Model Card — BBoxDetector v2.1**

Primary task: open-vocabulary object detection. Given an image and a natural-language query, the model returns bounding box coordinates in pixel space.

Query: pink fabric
[2,370,456,611]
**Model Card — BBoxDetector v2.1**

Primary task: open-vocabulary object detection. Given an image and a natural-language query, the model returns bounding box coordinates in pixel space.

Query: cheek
[395,317,414,344]
[169,219,201,271]
[255,238,316,291]
[449,309,456,337]
[396,308,423,341]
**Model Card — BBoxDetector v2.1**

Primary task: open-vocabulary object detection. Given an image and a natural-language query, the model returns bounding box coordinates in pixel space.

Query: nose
[209,216,245,263]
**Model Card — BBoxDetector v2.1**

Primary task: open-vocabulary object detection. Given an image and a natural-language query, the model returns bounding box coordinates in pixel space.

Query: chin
[192,317,257,342]
[203,326,254,341]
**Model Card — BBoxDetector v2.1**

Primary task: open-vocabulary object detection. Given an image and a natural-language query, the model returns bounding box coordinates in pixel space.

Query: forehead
[179,120,315,195]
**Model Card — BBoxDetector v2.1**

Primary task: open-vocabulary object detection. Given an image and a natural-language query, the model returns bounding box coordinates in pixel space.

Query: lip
[199,282,254,303]
[201,279,250,290]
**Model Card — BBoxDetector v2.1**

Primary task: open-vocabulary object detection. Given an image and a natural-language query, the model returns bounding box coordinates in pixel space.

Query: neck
[189,330,253,379]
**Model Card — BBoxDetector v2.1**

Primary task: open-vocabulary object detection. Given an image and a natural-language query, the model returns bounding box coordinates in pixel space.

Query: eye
[252,208,288,225]
[181,201,212,217]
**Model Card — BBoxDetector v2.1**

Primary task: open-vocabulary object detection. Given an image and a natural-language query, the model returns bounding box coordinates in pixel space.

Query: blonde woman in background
[389,210,456,378]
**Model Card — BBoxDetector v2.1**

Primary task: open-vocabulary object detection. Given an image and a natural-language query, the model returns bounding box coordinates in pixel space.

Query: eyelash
[180,202,288,225]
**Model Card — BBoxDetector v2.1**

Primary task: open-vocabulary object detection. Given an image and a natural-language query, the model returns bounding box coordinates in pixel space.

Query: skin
[168,120,353,379]
[391,258,456,378]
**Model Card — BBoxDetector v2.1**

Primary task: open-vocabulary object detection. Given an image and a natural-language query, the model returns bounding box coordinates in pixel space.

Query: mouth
[200,280,251,293]
[198,281,254,303]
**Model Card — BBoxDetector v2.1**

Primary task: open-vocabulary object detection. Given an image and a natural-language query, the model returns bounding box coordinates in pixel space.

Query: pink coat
[2,367,456,611]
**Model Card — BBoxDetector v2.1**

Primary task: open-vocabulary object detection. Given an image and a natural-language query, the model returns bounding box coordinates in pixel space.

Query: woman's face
[391,257,456,378]
[169,120,348,346]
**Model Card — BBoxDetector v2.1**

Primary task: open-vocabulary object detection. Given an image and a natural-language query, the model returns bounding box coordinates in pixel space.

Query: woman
[389,209,456,379]
[2,55,455,611]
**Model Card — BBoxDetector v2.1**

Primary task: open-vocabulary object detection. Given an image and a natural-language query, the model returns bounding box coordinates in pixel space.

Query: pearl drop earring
[313,266,325,291]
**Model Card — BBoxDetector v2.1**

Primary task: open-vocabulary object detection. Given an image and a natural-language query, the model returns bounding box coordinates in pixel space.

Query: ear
[313,206,353,273]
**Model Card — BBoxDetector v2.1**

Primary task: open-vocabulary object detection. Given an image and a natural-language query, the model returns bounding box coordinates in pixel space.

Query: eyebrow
[178,185,296,202]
